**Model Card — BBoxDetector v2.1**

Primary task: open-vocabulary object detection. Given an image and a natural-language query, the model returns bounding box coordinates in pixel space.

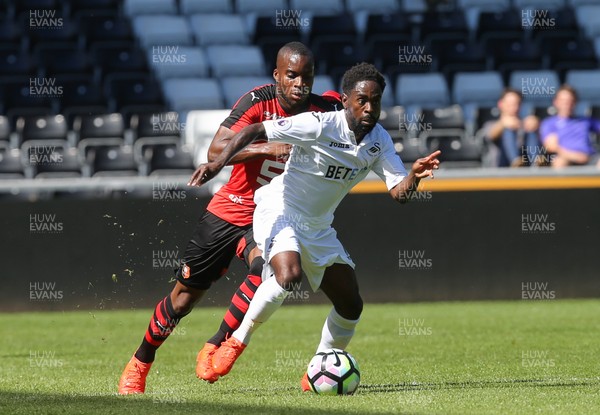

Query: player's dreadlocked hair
[278,41,313,61]
[341,62,386,95]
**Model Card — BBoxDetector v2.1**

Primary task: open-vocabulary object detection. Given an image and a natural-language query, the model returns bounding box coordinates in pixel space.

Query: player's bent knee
[275,266,303,291]
[336,296,363,320]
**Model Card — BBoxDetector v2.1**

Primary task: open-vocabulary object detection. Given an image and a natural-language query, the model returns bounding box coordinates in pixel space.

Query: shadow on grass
[0,390,400,415]
[358,378,600,394]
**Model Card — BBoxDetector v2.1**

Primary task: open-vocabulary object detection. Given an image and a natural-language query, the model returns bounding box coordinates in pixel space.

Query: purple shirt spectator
[540,116,600,155]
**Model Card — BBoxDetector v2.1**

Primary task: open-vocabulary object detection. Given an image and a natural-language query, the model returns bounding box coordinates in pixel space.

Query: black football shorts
[175,211,256,290]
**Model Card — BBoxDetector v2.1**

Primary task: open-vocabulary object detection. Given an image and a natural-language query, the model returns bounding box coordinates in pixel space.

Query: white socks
[232,277,289,345]
[316,307,360,353]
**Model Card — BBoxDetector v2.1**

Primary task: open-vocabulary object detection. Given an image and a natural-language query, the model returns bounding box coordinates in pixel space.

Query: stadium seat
[91,43,148,77]
[346,0,399,14]
[220,76,274,108]
[146,144,195,176]
[206,45,266,78]
[289,0,345,16]
[428,35,488,81]
[66,0,120,16]
[420,105,465,130]
[509,70,560,106]
[189,14,249,46]
[163,78,224,112]
[453,71,504,107]
[180,0,234,14]
[16,115,68,147]
[514,0,565,10]
[124,0,177,16]
[0,144,24,179]
[74,113,125,149]
[130,112,183,142]
[0,18,24,47]
[34,44,92,77]
[379,105,406,139]
[365,13,412,45]
[25,13,79,44]
[149,46,209,80]
[420,131,482,167]
[55,74,105,113]
[132,16,193,49]
[565,70,600,105]
[474,106,500,131]
[575,5,600,39]
[309,14,358,44]
[396,73,450,109]
[313,39,366,80]
[104,73,164,113]
[0,116,11,146]
[253,16,303,45]
[237,0,287,16]
[22,142,82,178]
[568,0,600,6]
[89,145,139,177]
[77,13,133,47]
[476,10,522,40]
[420,11,469,44]
[542,37,598,76]
[0,46,36,76]
[400,0,427,13]
[311,75,335,96]
[380,75,395,108]
[491,37,543,80]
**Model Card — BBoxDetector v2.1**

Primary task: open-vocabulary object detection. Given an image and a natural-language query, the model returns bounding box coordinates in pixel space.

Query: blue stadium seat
[453,71,504,107]
[77,12,133,47]
[346,0,399,14]
[476,10,522,40]
[66,0,120,16]
[0,46,36,76]
[565,70,600,105]
[0,18,24,47]
[400,0,427,13]
[220,76,274,108]
[509,70,560,106]
[91,42,148,76]
[594,36,600,60]
[124,0,177,16]
[514,0,565,10]
[189,14,249,46]
[149,46,209,80]
[237,0,287,15]
[162,78,224,111]
[180,0,234,14]
[575,5,600,38]
[311,75,335,95]
[568,0,600,6]
[289,0,345,16]
[396,73,450,109]
[421,11,469,44]
[206,45,266,77]
[104,73,164,114]
[381,75,395,108]
[34,44,92,77]
[132,16,193,49]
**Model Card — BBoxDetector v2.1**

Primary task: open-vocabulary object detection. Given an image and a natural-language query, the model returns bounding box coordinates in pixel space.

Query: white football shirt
[259,109,407,230]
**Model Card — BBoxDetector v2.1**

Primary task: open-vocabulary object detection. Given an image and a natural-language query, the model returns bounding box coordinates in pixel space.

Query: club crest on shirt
[275,118,292,131]
[367,142,381,155]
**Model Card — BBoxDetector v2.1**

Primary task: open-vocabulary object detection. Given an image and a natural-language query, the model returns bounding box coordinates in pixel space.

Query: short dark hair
[341,62,386,95]
[500,87,522,100]
[556,84,578,101]
[277,41,313,61]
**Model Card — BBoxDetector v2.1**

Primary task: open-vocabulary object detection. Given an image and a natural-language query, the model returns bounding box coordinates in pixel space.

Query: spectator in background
[484,88,541,167]
[540,85,600,168]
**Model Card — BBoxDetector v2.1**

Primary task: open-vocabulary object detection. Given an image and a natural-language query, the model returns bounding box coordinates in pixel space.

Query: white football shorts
[253,204,355,292]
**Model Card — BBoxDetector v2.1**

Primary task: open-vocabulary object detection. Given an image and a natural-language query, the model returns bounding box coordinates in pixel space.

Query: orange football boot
[212,337,246,376]
[196,343,219,383]
[118,355,152,395]
[301,372,313,392]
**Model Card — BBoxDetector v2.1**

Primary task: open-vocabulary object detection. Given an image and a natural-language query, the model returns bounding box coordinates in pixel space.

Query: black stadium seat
[16,114,68,147]
[0,145,24,179]
[74,113,124,141]
[77,12,133,47]
[91,42,147,77]
[34,44,92,77]
[0,46,37,76]
[89,145,139,177]
[103,73,164,113]
[147,144,195,176]
[420,11,468,44]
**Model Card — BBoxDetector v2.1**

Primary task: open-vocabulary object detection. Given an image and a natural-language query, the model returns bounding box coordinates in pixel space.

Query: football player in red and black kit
[118,42,341,394]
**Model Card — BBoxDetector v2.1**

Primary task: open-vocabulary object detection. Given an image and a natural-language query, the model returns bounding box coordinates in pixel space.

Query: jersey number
[256,159,285,186]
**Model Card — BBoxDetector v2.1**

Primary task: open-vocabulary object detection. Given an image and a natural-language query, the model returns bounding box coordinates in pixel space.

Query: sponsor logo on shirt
[329,141,351,149]
[229,194,244,204]
[324,165,366,180]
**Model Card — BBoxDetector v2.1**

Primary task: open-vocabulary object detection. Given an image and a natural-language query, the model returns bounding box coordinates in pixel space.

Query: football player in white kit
[191,63,441,390]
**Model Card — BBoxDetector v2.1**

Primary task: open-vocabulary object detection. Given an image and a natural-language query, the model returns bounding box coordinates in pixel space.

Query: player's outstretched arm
[189,123,268,187]
[391,150,441,204]
[207,126,291,164]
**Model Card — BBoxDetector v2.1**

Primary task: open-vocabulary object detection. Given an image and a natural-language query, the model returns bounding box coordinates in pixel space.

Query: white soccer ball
[306,348,360,395]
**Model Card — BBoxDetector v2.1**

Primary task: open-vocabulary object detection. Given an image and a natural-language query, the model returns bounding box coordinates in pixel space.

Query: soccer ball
[306,348,360,395]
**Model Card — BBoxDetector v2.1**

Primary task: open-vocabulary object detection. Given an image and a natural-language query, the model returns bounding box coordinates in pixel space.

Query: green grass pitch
[1,300,599,414]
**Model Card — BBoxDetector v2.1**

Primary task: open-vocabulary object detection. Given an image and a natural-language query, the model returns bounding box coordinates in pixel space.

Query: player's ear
[341,93,349,109]
[273,68,279,83]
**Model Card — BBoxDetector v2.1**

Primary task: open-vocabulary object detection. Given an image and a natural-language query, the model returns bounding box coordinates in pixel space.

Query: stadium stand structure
[1,0,600,180]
